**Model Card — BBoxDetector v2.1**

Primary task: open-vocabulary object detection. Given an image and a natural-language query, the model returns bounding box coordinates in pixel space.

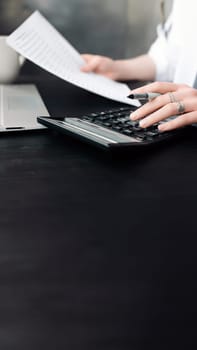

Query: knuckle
[179,83,189,89]
[151,82,161,90]
[189,88,197,97]
[179,85,197,96]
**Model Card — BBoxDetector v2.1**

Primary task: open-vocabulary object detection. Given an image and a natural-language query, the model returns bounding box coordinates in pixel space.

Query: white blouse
[148,0,197,87]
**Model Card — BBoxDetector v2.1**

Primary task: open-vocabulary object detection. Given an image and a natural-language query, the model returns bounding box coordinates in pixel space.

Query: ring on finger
[177,101,185,114]
[168,92,177,103]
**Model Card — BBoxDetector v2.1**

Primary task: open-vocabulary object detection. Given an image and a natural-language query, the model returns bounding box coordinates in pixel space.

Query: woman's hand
[81,54,118,80]
[130,82,197,131]
[81,54,157,82]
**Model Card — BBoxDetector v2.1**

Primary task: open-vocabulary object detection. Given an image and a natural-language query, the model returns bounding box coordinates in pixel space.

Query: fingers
[159,111,197,131]
[80,54,117,80]
[139,102,179,128]
[81,55,102,73]
[131,93,171,121]
[130,86,197,131]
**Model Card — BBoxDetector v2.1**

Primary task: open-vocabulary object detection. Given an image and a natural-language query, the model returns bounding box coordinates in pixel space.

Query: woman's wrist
[113,55,156,81]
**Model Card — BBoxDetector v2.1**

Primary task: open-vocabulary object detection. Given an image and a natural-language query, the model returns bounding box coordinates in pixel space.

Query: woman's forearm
[113,54,156,81]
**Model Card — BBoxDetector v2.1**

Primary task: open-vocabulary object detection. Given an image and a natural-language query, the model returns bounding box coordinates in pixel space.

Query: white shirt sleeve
[147,0,197,85]
[148,27,171,81]
[148,12,174,82]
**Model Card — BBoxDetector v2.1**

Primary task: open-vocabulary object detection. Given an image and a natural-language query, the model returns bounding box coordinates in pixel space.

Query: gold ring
[177,101,185,114]
[169,92,177,103]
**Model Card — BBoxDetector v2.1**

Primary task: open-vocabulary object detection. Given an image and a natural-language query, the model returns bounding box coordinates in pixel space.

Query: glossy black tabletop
[0,69,197,349]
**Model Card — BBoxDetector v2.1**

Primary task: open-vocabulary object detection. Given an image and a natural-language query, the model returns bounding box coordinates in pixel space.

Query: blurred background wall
[0,0,172,65]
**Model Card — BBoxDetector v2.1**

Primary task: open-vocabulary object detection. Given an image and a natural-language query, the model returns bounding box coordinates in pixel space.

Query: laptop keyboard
[80,106,171,143]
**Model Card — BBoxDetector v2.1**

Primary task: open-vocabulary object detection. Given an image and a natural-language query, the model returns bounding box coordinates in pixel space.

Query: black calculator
[38,106,183,150]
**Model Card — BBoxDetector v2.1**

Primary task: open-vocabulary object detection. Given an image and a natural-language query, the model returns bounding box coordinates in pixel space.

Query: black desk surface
[0,72,197,349]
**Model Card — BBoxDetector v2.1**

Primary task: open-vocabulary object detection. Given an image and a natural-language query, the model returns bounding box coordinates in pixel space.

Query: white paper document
[7,11,139,107]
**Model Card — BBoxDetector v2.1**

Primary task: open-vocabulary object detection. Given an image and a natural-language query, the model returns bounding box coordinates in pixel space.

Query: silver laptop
[0,84,49,131]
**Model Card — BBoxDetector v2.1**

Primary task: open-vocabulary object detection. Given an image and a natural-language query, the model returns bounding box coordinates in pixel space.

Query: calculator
[37,106,184,150]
